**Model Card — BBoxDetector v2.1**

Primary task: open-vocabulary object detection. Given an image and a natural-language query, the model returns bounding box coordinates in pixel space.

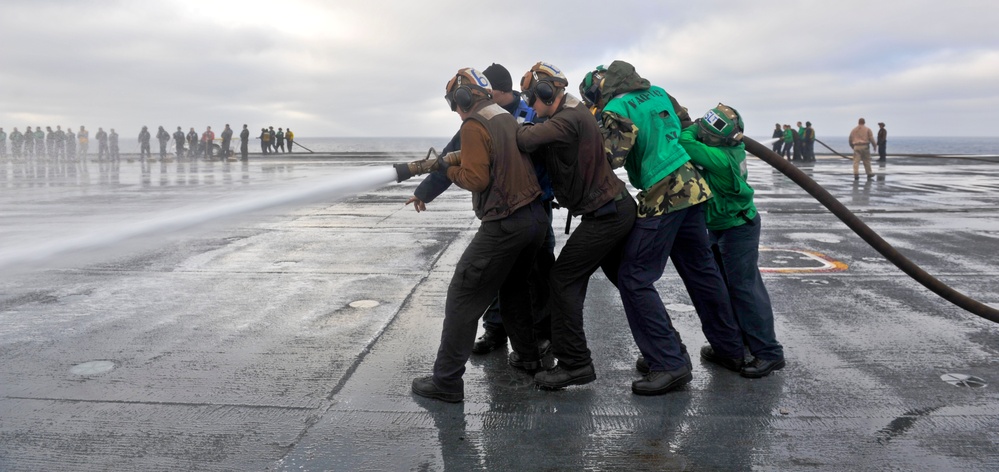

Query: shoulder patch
[479,103,509,120]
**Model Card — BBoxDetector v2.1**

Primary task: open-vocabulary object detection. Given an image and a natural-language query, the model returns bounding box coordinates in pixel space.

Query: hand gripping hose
[743,137,999,324]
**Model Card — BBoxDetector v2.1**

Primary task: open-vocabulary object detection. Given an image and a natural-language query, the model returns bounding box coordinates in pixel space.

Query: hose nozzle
[394,147,461,182]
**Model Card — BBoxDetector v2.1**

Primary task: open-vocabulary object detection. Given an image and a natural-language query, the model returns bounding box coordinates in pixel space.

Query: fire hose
[392,141,998,323]
[815,138,999,164]
[743,137,999,324]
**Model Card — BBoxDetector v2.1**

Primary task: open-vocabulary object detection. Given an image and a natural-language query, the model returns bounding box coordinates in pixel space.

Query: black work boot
[411,376,463,403]
[471,329,507,354]
[740,357,786,379]
[632,365,692,396]
[509,339,554,372]
[636,350,692,374]
[534,363,596,390]
[700,345,744,373]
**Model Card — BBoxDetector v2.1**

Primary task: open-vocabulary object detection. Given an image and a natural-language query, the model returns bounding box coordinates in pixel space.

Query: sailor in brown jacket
[411,67,548,403]
[515,62,637,390]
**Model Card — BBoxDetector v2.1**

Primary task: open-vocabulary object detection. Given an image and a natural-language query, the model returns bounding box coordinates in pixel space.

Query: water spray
[0,146,462,273]
[743,136,999,323]
[0,166,399,272]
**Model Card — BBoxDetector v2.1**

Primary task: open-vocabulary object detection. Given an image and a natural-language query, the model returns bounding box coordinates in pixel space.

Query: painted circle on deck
[70,360,116,376]
[349,300,380,308]
[941,373,987,388]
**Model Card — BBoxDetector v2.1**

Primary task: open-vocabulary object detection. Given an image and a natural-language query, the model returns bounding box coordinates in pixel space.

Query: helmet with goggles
[520,62,569,107]
[579,65,606,108]
[697,103,745,147]
[445,68,492,112]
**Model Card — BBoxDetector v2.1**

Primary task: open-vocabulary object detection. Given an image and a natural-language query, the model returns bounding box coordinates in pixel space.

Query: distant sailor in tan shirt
[848,117,876,179]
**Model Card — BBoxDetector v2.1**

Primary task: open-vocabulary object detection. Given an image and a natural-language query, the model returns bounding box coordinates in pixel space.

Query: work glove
[436,151,461,172]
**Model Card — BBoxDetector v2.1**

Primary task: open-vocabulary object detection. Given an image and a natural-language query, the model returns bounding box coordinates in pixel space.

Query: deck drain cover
[349,300,380,308]
[70,360,116,376]
[941,373,986,388]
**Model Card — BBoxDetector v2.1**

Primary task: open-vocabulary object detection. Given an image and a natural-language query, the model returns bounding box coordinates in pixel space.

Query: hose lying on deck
[814,138,999,163]
[743,137,999,324]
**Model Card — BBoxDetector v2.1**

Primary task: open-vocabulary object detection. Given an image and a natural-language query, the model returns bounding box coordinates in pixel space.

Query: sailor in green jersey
[679,104,786,378]
[781,124,793,159]
[584,60,745,396]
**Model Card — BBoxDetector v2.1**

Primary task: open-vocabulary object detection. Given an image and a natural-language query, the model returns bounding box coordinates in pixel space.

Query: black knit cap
[482,63,513,93]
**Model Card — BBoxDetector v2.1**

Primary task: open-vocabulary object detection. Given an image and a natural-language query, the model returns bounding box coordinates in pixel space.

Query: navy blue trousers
[710,214,784,361]
[619,204,744,372]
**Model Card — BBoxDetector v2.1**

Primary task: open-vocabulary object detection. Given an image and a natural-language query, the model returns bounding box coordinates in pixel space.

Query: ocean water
[100,135,999,156]
[779,136,999,156]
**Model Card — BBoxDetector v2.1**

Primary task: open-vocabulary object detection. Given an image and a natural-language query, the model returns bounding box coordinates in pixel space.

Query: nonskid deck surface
[0,154,997,471]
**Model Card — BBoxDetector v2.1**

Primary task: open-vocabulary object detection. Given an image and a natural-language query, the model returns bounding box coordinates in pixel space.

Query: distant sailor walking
[186,128,198,158]
[138,126,151,160]
[78,126,89,159]
[173,127,186,157]
[96,127,109,161]
[221,124,233,159]
[877,122,887,162]
[849,117,876,180]
[65,127,76,160]
[156,126,170,160]
[201,126,215,160]
[239,124,249,161]
[275,128,285,153]
[109,129,120,161]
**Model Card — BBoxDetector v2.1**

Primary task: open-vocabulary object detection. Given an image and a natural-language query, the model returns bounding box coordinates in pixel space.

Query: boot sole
[412,387,464,403]
[740,359,786,379]
[535,372,596,390]
[632,372,692,396]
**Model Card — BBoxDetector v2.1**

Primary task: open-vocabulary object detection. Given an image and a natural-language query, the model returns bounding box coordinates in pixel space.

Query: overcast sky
[4,0,998,140]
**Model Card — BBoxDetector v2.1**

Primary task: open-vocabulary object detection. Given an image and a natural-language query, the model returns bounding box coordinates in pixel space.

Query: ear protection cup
[521,63,568,107]
[534,79,558,106]
[453,86,474,112]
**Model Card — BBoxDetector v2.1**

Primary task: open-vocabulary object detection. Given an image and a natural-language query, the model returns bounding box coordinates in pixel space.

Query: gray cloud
[3,0,998,140]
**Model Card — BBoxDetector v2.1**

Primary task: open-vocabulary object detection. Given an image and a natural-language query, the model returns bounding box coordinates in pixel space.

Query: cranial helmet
[697,103,745,147]
[579,65,607,108]
[445,68,493,112]
[520,61,569,107]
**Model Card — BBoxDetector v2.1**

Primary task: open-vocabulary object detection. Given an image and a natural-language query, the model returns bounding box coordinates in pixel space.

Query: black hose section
[815,138,999,164]
[743,137,999,324]
[814,138,853,159]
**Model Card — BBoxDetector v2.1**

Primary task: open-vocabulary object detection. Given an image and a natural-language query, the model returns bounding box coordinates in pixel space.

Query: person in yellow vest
[259,128,270,154]
[285,128,294,152]
[78,126,89,158]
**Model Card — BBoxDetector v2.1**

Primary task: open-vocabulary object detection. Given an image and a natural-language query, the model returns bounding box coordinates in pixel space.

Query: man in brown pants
[849,117,877,180]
